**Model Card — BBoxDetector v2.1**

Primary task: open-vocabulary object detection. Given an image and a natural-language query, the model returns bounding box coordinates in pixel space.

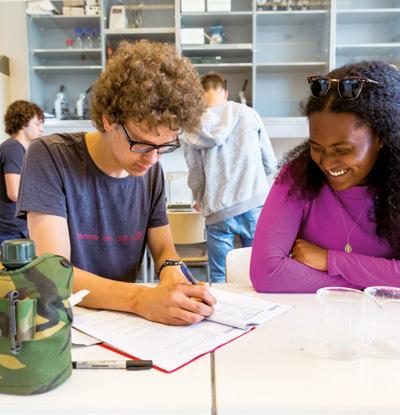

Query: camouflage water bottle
[0,240,73,395]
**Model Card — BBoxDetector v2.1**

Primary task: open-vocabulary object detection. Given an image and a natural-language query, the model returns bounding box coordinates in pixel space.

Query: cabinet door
[179,0,253,106]
[254,3,330,117]
[27,14,102,118]
[103,0,176,62]
[335,1,400,68]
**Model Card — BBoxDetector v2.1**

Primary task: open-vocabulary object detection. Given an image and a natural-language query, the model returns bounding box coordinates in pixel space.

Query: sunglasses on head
[307,76,380,100]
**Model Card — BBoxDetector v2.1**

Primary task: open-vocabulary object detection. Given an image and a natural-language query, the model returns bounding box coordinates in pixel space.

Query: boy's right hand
[135,283,216,326]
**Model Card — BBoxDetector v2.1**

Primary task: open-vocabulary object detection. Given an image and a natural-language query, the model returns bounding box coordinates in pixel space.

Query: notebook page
[73,310,251,372]
[206,288,292,329]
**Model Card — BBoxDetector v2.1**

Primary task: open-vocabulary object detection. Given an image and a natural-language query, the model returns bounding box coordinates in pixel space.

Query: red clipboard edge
[100,326,256,374]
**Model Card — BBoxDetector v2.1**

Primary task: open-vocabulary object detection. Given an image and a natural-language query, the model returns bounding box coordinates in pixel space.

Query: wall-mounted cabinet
[335,2,400,68]
[254,9,330,116]
[27,12,102,116]
[180,6,253,106]
[26,0,400,121]
[103,0,176,57]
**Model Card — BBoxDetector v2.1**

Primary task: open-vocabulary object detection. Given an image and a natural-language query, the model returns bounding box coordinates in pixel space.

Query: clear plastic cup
[364,286,400,359]
[316,287,367,360]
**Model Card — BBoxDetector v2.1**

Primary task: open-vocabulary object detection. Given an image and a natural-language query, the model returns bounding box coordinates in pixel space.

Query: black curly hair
[280,60,400,253]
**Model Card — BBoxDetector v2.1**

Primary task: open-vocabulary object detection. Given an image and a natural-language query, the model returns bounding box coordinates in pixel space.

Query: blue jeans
[206,207,262,283]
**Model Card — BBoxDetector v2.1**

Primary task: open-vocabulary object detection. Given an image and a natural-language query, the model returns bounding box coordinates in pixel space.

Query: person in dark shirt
[0,100,44,244]
[17,40,216,325]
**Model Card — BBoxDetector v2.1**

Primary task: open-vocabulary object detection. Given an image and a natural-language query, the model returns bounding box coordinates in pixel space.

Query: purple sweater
[250,170,400,293]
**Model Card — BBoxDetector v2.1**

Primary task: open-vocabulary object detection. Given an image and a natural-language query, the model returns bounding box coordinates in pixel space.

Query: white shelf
[336,7,400,12]
[32,48,101,58]
[33,48,101,52]
[256,41,316,46]
[257,62,328,71]
[336,43,400,52]
[337,8,400,24]
[182,43,252,51]
[29,14,101,28]
[181,12,252,25]
[104,28,175,36]
[33,65,102,71]
[194,63,252,72]
[337,8,400,13]
[43,119,96,135]
[29,14,101,20]
[256,10,329,25]
[181,12,252,16]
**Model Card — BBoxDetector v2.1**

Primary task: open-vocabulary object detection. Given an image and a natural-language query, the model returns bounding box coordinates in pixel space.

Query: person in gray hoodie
[182,73,277,283]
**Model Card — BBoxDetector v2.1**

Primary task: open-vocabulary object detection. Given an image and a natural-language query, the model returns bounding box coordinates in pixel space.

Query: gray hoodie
[182,101,277,225]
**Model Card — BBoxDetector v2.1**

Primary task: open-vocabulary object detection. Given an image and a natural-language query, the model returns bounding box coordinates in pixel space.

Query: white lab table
[0,342,212,415]
[1,284,400,414]
[214,285,400,415]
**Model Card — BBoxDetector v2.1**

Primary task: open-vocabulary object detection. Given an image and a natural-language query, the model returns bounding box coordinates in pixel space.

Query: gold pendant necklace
[336,193,369,254]
[344,243,352,253]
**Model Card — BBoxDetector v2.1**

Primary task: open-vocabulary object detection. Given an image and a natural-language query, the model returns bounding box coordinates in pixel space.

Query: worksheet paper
[72,328,101,346]
[73,289,291,372]
[207,288,292,329]
[68,290,102,346]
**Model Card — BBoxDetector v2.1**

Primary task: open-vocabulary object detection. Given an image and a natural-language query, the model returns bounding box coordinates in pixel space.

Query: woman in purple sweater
[250,61,400,293]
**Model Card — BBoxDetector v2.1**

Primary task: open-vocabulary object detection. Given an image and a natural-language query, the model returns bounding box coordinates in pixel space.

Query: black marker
[72,360,152,370]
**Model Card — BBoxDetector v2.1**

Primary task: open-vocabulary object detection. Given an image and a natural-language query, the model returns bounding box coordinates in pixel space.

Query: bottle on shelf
[94,28,101,48]
[54,85,70,120]
[66,37,74,49]
[83,28,94,49]
[238,79,249,105]
[76,86,91,120]
[74,27,84,49]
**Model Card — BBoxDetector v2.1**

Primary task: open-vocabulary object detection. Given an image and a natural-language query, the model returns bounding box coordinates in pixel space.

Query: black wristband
[158,259,183,276]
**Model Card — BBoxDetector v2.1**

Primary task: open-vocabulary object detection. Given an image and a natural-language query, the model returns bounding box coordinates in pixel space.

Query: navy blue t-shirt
[17,133,168,282]
[0,138,27,234]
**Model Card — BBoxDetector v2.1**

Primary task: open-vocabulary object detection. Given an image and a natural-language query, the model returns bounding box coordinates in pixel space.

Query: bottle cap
[0,239,36,269]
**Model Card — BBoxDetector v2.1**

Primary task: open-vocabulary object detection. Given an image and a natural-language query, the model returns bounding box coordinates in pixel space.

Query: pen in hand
[180,263,198,285]
[180,263,216,309]
[72,360,153,370]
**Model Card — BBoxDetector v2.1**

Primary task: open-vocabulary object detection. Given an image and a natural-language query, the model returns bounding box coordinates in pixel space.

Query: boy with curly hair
[0,100,44,244]
[17,40,216,325]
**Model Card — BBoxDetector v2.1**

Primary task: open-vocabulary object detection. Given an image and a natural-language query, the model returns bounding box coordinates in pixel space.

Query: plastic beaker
[364,286,400,358]
[316,287,366,359]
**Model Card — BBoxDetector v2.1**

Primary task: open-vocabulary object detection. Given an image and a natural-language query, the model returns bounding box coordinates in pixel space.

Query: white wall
[0,70,10,138]
[0,0,30,139]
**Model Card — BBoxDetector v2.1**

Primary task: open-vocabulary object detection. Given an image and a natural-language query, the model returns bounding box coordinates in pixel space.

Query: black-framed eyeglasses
[307,76,380,100]
[121,124,181,154]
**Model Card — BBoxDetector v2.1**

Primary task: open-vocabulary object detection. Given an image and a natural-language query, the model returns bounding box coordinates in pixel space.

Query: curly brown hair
[91,40,206,133]
[4,100,44,136]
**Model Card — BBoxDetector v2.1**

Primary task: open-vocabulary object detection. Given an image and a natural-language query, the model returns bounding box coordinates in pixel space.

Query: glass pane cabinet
[26,0,400,119]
